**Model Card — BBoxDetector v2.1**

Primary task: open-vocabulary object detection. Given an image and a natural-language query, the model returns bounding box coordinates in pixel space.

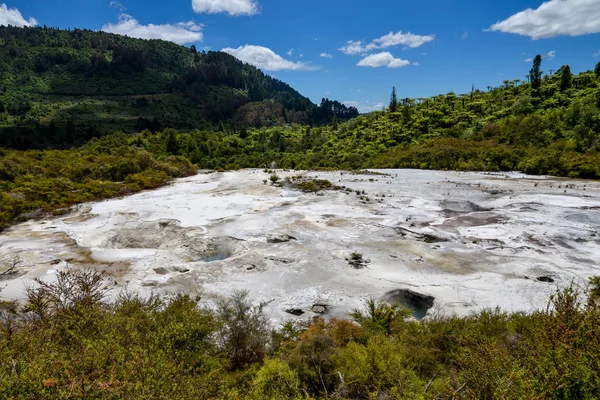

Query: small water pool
[407,304,430,320]
[385,289,435,320]
[202,253,230,262]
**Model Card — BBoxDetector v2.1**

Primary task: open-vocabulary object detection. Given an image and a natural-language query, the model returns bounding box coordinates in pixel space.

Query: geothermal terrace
[1,169,600,323]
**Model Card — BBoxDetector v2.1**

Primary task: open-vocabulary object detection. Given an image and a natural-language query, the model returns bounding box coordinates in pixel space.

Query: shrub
[249,358,302,400]
[269,173,280,184]
[215,290,271,368]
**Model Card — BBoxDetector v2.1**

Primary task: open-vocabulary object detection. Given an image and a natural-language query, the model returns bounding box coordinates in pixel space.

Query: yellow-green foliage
[139,66,600,177]
[0,132,196,230]
[249,358,303,400]
[121,67,600,178]
[1,270,600,399]
[336,337,425,399]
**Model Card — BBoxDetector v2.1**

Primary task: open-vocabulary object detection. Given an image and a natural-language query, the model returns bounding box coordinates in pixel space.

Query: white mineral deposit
[1,169,599,325]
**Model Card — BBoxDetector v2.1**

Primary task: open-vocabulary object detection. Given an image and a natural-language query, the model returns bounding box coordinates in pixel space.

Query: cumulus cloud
[192,0,258,16]
[0,4,37,27]
[339,40,368,55]
[372,31,435,49]
[320,52,333,58]
[489,0,600,39]
[102,14,203,45]
[222,45,314,71]
[357,52,410,68]
[339,31,434,55]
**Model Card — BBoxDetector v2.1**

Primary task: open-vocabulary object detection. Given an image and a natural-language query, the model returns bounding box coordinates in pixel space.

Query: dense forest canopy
[0,26,358,148]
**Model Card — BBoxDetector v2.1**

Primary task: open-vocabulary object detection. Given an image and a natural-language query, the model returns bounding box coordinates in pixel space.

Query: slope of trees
[132,57,600,177]
[2,56,600,229]
[2,57,600,229]
[0,26,357,148]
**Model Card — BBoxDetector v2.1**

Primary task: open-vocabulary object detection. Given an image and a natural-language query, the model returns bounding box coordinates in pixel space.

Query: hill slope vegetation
[0,26,357,148]
[138,61,600,178]
[2,55,600,229]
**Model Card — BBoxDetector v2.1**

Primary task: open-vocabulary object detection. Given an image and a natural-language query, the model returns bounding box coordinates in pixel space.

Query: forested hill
[0,26,358,148]
[152,57,600,178]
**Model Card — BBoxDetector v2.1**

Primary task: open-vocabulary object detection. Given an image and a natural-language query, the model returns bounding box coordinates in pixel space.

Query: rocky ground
[1,169,600,325]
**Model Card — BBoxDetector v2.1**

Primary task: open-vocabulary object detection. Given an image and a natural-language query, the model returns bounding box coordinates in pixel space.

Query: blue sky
[3,0,600,112]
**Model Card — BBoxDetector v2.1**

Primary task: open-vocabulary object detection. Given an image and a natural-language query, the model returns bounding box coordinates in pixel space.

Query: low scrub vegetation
[0,133,196,231]
[1,268,599,399]
[289,177,338,193]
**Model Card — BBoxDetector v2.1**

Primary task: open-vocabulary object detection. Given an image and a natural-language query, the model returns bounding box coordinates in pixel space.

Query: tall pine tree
[529,55,543,93]
[559,65,572,91]
[389,86,398,112]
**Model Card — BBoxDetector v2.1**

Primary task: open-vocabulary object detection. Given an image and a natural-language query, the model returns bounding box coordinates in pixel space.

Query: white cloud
[461,30,469,40]
[489,0,600,39]
[339,40,368,55]
[523,50,556,62]
[413,61,420,66]
[102,14,203,45]
[110,1,125,12]
[0,4,37,27]
[594,50,600,57]
[192,0,258,16]
[339,31,434,55]
[372,31,435,49]
[357,52,410,68]
[287,48,293,56]
[222,45,314,71]
[320,52,333,58]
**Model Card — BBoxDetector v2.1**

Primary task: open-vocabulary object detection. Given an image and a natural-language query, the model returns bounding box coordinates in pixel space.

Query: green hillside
[0,26,357,148]
[141,59,600,178]
[2,56,600,230]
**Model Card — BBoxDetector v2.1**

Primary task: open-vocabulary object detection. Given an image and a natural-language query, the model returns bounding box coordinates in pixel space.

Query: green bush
[1,270,600,398]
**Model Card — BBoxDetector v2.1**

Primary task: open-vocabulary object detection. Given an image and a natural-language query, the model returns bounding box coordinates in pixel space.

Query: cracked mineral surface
[1,169,600,324]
